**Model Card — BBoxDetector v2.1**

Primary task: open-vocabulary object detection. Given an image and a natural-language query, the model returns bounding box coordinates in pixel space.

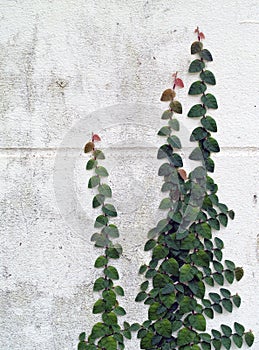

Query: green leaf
[222,299,233,312]
[98,184,112,197]
[204,307,214,319]
[95,166,109,177]
[209,292,221,303]
[220,288,231,299]
[177,328,196,346]
[93,277,106,291]
[104,266,119,280]
[114,286,124,296]
[157,144,172,159]
[203,137,220,152]
[94,150,105,159]
[221,336,231,350]
[91,322,110,339]
[103,224,119,238]
[170,100,182,114]
[148,302,163,320]
[152,244,169,259]
[94,215,108,228]
[245,332,254,347]
[102,312,118,325]
[224,270,234,284]
[98,336,117,350]
[219,213,228,227]
[191,250,210,267]
[225,260,235,271]
[200,70,216,85]
[154,319,172,337]
[234,322,245,336]
[102,204,117,217]
[140,331,153,349]
[215,237,224,249]
[200,49,213,61]
[214,273,224,285]
[79,332,86,341]
[201,116,217,132]
[196,222,212,239]
[94,255,108,268]
[201,93,218,109]
[212,339,221,350]
[190,127,208,141]
[221,325,232,337]
[228,210,235,220]
[167,135,182,148]
[213,261,223,273]
[129,323,141,332]
[158,126,171,136]
[135,291,147,302]
[235,267,244,281]
[93,299,106,314]
[170,153,183,167]
[159,198,172,209]
[208,218,220,230]
[179,264,195,282]
[106,244,122,259]
[191,41,203,54]
[189,147,203,160]
[86,159,97,170]
[77,342,87,350]
[88,176,100,188]
[189,313,206,331]
[161,110,173,120]
[169,118,180,131]
[93,194,105,208]
[139,264,147,274]
[233,334,243,348]
[102,290,116,308]
[161,258,179,275]
[188,104,206,118]
[158,163,172,176]
[189,81,207,95]
[144,239,156,251]
[233,294,241,307]
[189,59,205,73]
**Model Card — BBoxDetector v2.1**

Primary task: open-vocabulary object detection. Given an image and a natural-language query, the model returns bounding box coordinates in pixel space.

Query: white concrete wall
[0,0,258,349]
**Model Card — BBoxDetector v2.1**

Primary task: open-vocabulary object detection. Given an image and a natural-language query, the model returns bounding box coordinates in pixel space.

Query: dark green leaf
[94,255,108,268]
[91,322,110,339]
[218,213,228,227]
[98,336,117,350]
[201,93,218,109]
[221,325,232,337]
[93,194,105,208]
[79,332,86,341]
[235,267,244,281]
[221,336,231,350]
[93,299,106,314]
[225,260,235,271]
[179,264,195,282]
[224,270,234,284]
[190,127,208,141]
[222,299,233,312]
[220,288,231,299]
[140,281,149,291]
[86,159,97,170]
[233,334,243,348]
[208,218,220,230]
[200,49,213,61]
[234,322,245,336]
[94,150,105,159]
[205,158,215,172]
[114,286,124,296]
[188,104,206,118]
[215,237,224,249]
[140,331,153,349]
[102,204,117,217]
[114,306,126,316]
[93,277,105,291]
[203,137,220,152]
[189,313,206,331]
[144,239,156,251]
[214,273,224,285]
[167,135,182,148]
[94,215,108,228]
[204,307,214,319]
[170,153,183,167]
[189,81,207,95]
[228,210,235,220]
[161,258,179,275]
[201,116,217,132]
[233,294,241,307]
[158,126,171,136]
[104,266,119,280]
[154,319,172,337]
[200,70,216,85]
[177,328,196,346]
[189,59,205,73]
[152,244,169,259]
[209,292,221,303]
[245,332,254,347]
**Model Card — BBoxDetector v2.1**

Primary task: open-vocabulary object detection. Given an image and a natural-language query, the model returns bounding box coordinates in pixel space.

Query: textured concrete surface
[0,0,258,349]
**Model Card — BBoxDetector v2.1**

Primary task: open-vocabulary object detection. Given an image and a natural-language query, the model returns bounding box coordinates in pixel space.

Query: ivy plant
[78,28,254,350]
[135,29,254,350]
[78,133,132,350]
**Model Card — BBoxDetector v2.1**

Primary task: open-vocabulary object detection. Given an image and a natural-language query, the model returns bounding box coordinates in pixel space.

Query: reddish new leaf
[199,32,205,40]
[92,134,101,142]
[175,78,184,88]
[178,169,187,180]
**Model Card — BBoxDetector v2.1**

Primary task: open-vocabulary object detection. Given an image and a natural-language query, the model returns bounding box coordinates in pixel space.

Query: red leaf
[199,32,205,39]
[175,78,184,88]
[194,27,199,33]
[178,169,187,180]
[92,134,101,142]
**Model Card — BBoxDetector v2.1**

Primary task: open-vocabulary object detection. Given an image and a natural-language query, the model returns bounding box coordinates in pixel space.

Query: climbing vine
[78,134,132,350]
[78,28,254,350]
[134,29,254,350]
